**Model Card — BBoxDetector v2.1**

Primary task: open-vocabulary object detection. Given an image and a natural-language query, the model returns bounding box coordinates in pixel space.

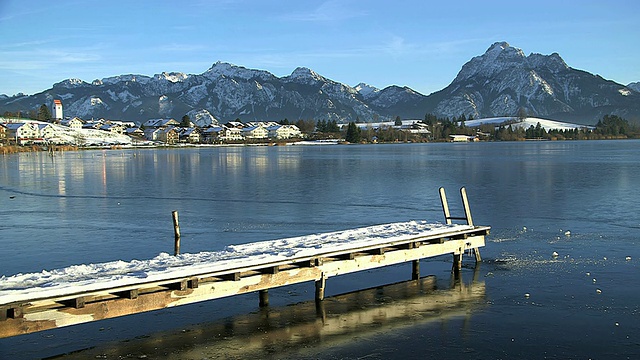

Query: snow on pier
[0,187,489,338]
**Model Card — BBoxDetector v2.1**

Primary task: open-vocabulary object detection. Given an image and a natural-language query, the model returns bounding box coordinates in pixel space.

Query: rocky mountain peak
[155,72,188,83]
[354,83,380,99]
[527,52,569,73]
[54,78,89,89]
[98,74,151,86]
[453,41,527,83]
[286,67,327,84]
[204,61,273,81]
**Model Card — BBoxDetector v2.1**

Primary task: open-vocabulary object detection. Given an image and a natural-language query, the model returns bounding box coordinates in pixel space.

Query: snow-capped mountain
[423,42,640,123]
[0,62,395,123]
[1,42,638,125]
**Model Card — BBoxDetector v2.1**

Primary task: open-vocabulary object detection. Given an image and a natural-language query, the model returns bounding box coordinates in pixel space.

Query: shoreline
[1,136,636,155]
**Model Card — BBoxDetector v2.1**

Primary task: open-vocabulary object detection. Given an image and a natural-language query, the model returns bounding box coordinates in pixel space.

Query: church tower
[53,99,63,120]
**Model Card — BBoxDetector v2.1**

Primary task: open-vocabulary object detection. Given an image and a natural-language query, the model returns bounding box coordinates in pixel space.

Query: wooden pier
[0,187,489,338]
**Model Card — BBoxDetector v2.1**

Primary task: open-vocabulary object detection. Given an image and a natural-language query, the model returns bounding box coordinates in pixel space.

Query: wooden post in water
[172,211,181,256]
[452,253,462,274]
[259,290,269,307]
[315,273,326,302]
[412,260,420,280]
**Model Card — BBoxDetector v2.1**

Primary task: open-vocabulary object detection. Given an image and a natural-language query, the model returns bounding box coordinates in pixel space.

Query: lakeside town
[0,100,435,149]
[1,99,637,153]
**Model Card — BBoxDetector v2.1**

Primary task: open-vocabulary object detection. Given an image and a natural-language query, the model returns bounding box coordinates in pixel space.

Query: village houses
[60,117,84,129]
[4,122,42,144]
[1,104,304,146]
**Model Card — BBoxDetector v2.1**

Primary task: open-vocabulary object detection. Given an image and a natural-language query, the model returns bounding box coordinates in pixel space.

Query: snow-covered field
[341,117,592,132]
[462,117,594,131]
[0,221,472,304]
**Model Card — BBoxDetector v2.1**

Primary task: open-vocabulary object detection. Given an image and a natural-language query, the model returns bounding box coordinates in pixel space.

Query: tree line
[3,104,53,122]
[422,113,639,141]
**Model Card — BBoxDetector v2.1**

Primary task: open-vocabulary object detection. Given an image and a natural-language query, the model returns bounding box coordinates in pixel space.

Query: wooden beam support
[338,253,355,260]
[167,280,188,291]
[222,272,241,281]
[1,306,23,320]
[114,289,139,300]
[261,266,280,275]
[61,297,86,309]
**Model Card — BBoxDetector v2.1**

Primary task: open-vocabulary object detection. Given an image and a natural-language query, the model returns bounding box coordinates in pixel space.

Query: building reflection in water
[60,266,486,359]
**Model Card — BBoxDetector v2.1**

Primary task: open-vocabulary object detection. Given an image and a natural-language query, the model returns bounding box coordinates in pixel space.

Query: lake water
[1,141,639,359]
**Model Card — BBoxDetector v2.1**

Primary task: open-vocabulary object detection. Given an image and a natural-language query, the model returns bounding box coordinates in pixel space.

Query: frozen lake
[1,141,639,359]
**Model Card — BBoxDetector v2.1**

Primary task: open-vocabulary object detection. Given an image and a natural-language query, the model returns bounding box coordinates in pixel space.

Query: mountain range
[1,42,638,126]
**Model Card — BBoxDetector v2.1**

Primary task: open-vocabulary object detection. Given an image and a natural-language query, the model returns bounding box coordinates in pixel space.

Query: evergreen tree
[517,107,528,121]
[595,114,630,137]
[37,104,51,122]
[316,120,326,132]
[424,113,438,125]
[326,120,340,133]
[181,115,191,127]
[295,119,316,134]
[394,116,402,126]
[345,122,361,143]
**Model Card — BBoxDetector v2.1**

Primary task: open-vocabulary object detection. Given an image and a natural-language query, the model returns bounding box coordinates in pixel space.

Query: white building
[449,134,477,142]
[242,125,269,139]
[222,126,244,141]
[61,117,84,129]
[4,122,41,144]
[53,100,63,120]
[37,123,56,139]
[267,124,302,139]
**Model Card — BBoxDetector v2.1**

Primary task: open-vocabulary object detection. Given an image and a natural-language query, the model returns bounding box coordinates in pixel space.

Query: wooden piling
[315,273,326,302]
[172,211,181,256]
[412,260,420,280]
[259,290,269,307]
[452,253,462,274]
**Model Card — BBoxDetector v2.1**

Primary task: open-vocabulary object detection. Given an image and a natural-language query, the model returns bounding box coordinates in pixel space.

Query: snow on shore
[0,221,472,304]
[463,117,594,131]
[0,118,132,146]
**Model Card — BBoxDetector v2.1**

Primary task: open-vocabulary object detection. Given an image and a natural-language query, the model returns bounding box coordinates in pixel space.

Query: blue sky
[0,0,638,96]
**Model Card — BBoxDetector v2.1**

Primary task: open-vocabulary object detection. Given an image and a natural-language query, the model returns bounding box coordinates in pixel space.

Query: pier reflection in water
[59,267,485,359]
